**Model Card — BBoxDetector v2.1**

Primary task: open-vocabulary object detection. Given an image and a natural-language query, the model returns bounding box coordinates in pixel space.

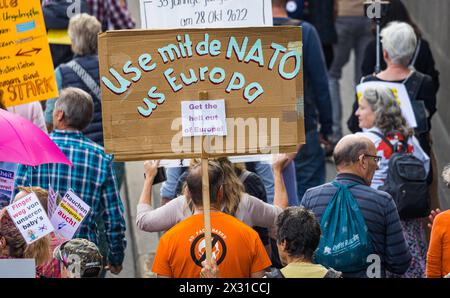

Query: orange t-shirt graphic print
[152,212,271,278]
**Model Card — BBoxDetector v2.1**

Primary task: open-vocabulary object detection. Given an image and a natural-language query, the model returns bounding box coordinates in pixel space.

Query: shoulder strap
[331,181,359,190]
[403,71,425,102]
[66,60,101,100]
[368,131,395,152]
[409,39,421,67]
[360,75,369,84]
[239,170,252,184]
[368,131,409,154]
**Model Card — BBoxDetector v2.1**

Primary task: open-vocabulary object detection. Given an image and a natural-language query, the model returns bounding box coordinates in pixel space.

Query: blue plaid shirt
[15,130,126,265]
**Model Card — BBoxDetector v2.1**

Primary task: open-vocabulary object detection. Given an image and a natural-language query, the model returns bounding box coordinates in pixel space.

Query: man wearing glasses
[301,135,411,277]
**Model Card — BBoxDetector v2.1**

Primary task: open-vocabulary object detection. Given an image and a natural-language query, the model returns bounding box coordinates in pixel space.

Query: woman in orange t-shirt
[426,166,450,278]
[427,210,450,278]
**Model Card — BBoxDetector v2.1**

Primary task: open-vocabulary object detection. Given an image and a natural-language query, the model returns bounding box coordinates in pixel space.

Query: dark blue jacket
[60,55,104,146]
[273,18,333,136]
[301,173,412,277]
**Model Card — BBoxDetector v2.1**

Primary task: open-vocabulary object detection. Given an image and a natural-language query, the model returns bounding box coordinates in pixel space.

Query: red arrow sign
[16,48,42,57]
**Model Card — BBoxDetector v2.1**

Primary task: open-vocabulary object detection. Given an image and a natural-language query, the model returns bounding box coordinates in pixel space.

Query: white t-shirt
[356,127,430,190]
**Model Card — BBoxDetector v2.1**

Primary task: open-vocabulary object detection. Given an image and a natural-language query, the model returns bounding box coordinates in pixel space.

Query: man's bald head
[333,135,375,168]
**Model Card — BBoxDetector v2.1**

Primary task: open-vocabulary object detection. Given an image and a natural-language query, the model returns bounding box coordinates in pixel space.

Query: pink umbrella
[0,108,73,166]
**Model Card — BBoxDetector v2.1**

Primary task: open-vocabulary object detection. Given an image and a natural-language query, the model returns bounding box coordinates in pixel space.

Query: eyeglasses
[363,154,382,166]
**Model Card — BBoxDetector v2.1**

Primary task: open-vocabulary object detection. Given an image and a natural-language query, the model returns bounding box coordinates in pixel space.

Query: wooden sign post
[199,91,213,265]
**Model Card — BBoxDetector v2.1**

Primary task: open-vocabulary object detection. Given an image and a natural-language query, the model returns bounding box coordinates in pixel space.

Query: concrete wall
[403,0,450,209]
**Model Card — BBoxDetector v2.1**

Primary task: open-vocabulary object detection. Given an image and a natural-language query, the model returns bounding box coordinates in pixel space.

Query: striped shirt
[15,130,126,265]
[301,173,411,277]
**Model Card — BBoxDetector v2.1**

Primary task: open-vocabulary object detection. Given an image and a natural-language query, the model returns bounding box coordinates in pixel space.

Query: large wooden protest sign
[140,0,273,29]
[99,27,304,161]
[0,0,58,107]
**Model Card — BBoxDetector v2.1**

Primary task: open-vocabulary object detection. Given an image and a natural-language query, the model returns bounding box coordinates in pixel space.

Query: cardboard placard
[6,192,54,244]
[0,0,58,107]
[99,27,304,161]
[140,0,273,29]
[50,189,90,240]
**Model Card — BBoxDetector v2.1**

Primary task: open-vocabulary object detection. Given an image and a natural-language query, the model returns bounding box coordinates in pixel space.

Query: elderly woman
[44,13,103,145]
[348,21,436,157]
[426,165,450,278]
[354,85,430,277]
[361,0,440,94]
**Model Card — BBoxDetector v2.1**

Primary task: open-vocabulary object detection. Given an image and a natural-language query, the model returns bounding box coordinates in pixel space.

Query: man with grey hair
[15,87,126,276]
[301,135,411,277]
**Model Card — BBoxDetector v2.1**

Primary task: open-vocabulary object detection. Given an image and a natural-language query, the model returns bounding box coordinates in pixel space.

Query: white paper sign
[182,99,228,137]
[0,162,18,207]
[7,193,54,244]
[50,190,90,240]
[356,82,417,128]
[140,0,273,29]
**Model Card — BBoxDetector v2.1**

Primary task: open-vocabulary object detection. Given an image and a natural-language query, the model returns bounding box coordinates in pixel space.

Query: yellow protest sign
[0,0,58,107]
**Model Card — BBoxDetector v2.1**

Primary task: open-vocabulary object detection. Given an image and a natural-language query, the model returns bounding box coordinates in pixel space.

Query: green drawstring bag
[314,182,374,273]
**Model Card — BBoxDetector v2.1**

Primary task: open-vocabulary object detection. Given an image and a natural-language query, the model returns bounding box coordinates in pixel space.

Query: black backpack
[370,131,429,219]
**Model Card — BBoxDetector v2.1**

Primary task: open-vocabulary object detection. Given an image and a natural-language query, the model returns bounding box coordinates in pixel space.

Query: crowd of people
[0,0,448,279]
